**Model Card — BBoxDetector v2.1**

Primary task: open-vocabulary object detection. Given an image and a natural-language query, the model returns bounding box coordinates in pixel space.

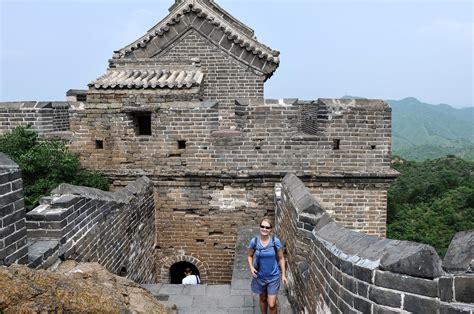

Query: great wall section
[1,0,473,313]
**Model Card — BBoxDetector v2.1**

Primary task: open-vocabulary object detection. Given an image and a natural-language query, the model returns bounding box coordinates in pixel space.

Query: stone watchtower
[89,0,279,129]
[68,0,397,284]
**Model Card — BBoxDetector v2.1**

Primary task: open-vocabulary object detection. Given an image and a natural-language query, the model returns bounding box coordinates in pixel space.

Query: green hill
[387,97,474,160]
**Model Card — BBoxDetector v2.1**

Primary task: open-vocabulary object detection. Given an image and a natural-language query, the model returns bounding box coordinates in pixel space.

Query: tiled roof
[89,69,204,89]
[113,0,279,76]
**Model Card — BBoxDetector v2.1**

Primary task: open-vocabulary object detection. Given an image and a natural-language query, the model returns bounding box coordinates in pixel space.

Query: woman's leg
[267,294,278,314]
[259,293,268,314]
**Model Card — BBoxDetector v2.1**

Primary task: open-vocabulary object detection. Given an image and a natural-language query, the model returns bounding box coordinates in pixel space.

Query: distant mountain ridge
[388,97,473,160]
[342,96,474,160]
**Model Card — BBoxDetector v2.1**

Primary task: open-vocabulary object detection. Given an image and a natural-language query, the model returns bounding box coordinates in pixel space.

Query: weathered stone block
[454,276,474,303]
[439,304,472,314]
[368,286,401,308]
[0,191,23,208]
[4,229,26,247]
[374,270,438,297]
[403,294,439,313]
[373,305,404,314]
[443,230,474,272]
[439,277,454,302]
[380,241,442,279]
[354,296,372,313]
[50,195,79,209]
[353,264,373,283]
[0,224,15,239]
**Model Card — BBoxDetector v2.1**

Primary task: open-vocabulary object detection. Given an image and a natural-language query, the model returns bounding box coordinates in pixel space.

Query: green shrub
[0,126,109,210]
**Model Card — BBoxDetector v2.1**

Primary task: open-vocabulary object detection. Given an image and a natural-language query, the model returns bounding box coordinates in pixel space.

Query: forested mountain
[387,97,474,160]
[387,156,474,256]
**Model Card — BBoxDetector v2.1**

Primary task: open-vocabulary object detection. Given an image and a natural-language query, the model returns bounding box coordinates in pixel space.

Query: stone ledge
[0,153,19,170]
[443,230,474,273]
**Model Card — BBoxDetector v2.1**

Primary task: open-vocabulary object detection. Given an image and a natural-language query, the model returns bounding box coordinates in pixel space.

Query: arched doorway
[159,254,209,283]
[169,261,200,284]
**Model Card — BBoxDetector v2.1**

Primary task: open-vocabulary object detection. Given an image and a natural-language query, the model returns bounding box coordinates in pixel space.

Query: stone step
[143,282,293,313]
[142,284,258,313]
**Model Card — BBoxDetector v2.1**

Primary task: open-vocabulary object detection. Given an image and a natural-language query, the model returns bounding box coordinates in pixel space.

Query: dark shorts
[251,276,281,296]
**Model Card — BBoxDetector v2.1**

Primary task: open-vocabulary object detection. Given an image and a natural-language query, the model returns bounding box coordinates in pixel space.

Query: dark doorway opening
[169,261,200,284]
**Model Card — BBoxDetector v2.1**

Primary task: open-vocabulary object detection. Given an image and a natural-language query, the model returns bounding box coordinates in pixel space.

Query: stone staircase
[142,227,293,313]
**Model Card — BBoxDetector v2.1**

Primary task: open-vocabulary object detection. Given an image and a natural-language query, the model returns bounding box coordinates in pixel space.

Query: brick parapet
[276,173,474,314]
[0,153,28,266]
[0,101,70,136]
[24,177,156,283]
[69,98,395,178]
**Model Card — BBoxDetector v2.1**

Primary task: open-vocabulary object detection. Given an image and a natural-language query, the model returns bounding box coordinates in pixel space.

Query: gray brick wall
[25,177,156,283]
[162,29,265,128]
[276,174,474,314]
[69,98,395,237]
[0,153,28,266]
[0,102,70,136]
[69,98,393,177]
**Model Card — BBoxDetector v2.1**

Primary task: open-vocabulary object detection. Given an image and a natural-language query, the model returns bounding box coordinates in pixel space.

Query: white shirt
[182,274,200,285]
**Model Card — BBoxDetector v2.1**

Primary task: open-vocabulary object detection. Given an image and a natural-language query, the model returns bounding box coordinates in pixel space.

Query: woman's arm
[247,249,258,278]
[278,249,288,286]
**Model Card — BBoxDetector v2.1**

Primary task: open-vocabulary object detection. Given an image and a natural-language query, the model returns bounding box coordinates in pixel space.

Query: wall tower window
[178,140,186,149]
[134,113,152,136]
[95,140,104,149]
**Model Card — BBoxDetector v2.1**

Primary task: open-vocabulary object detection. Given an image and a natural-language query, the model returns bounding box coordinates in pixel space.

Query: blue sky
[1,0,472,107]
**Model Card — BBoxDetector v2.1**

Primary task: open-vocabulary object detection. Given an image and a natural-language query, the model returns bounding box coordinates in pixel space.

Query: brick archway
[159,254,209,284]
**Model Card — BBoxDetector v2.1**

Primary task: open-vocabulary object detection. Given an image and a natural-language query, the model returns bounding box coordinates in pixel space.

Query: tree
[0,126,109,210]
[388,156,474,256]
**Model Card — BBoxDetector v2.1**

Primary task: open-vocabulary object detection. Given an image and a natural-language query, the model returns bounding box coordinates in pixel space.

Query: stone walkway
[142,227,293,314]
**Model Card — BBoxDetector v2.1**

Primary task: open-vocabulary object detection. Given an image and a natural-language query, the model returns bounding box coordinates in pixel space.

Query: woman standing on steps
[247,218,288,314]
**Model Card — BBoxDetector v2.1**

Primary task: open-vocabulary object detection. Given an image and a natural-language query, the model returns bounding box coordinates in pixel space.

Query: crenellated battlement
[0,153,156,284]
[276,173,474,313]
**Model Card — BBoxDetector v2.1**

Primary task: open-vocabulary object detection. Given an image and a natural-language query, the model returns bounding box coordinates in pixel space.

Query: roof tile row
[89,69,204,89]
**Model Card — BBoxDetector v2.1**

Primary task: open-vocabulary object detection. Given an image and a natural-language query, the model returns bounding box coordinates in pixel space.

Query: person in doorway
[247,218,288,314]
[182,267,200,285]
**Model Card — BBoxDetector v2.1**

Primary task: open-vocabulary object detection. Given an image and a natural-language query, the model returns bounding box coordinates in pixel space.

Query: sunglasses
[260,225,272,230]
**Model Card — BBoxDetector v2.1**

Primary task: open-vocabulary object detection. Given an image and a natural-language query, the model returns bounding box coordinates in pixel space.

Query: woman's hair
[184,267,192,274]
[259,217,273,228]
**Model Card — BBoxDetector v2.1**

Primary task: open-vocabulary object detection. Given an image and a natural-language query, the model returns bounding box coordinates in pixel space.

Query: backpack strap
[252,236,258,250]
[253,235,278,256]
[272,235,279,260]
[195,275,200,284]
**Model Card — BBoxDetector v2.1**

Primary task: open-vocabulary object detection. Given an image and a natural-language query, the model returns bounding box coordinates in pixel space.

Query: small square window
[178,140,186,149]
[134,114,152,136]
[333,139,340,150]
[95,140,104,149]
